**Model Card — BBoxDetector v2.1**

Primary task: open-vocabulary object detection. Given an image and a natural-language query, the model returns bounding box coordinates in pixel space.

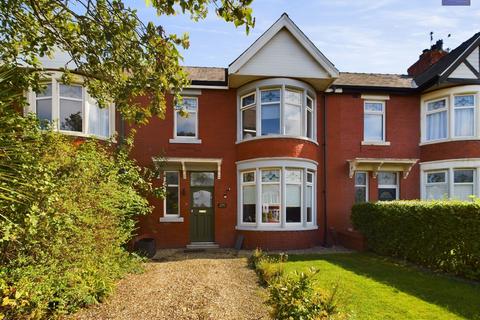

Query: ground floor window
[354,171,368,203]
[421,160,480,201]
[164,171,179,216]
[238,159,317,230]
[377,172,398,201]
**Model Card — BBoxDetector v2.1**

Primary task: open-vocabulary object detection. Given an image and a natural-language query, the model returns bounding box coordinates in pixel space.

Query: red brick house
[27,14,480,250]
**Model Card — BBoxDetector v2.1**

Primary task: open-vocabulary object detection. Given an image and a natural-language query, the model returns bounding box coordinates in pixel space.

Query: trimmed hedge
[351,201,480,280]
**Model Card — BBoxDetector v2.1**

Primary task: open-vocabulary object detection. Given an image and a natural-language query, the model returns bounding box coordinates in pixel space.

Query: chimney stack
[407,40,448,76]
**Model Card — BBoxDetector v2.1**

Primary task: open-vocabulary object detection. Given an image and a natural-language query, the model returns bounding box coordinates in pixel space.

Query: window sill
[419,137,480,146]
[235,225,318,232]
[54,130,113,141]
[236,135,318,145]
[361,141,391,146]
[169,138,202,144]
[159,216,184,223]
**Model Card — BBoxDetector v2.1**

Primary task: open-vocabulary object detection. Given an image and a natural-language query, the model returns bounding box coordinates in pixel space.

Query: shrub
[267,269,338,320]
[0,74,159,319]
[352,201,480,280]
[249,250,338,320]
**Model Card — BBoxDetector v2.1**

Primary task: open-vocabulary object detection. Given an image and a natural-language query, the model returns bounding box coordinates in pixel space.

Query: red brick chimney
[407,40,448,76]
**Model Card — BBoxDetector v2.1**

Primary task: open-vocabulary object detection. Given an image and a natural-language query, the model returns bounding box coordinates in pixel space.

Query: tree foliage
[0,0,254,124]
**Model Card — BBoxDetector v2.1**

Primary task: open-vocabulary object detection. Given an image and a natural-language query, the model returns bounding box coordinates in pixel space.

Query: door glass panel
[191,172,215,186]
[193,190,212,207]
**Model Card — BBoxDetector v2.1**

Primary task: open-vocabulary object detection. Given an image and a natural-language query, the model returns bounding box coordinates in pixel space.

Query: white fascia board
[229,14,339,78]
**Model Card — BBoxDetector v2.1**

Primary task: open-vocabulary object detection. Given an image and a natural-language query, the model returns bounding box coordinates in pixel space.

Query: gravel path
[70,249,269,320]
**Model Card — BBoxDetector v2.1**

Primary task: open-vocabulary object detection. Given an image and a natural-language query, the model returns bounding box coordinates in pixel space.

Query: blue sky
[126,0,480,74]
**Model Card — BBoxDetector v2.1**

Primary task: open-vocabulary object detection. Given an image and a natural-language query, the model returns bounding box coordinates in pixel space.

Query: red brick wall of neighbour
[324,93,421,244]
[420,141,480,162]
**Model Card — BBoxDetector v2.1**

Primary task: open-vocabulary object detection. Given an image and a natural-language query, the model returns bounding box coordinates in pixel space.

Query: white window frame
[260,88,282,136]
[240,92,257,140]
[425,97,449,142]
[27,75,114,139]
[163,171,180,217]
[354,171,369,203]
[236,78,317,143]
[173,96,200,142]
[425,170,449,200]
[363,100,385,143]
[453,168,475,201]
[305,171,314,224]
[453,94,476,138]
[260,168,282,226]
[58,83,85,133]
[240,171,257,224]
[284,89,303,137]
[285,168,303,225]
[236,158,318,231]
[377,171,399,201]
[305,95,314,139]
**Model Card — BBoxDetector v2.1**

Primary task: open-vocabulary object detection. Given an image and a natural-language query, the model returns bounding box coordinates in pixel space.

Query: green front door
[190,172,215,242]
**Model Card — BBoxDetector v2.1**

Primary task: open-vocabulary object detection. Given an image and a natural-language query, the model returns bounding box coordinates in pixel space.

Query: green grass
[282,253,480,320]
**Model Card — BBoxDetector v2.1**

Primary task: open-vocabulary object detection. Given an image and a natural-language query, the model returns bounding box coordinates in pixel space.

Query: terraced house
[26,14,480,250]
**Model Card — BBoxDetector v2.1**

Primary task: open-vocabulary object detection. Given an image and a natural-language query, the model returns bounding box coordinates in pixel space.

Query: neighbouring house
[25,13,480,250]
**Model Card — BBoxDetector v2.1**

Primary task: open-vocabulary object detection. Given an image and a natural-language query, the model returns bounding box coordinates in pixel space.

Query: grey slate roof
[333,72,413,88]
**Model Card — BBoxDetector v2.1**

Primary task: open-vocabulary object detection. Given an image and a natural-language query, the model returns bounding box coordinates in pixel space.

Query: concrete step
[186,242,220,249]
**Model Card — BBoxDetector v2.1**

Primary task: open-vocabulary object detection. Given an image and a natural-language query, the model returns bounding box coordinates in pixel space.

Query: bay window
[453,169,474,200]
[30,78,113,138]
[284,90,302,136]
[237,159,317,230]
[377,172,398,201]
[363,101,385,142]
[285,169,302,223]
[426,98,448,141]
[306,171,314,223]
[261,89,281,135]
[241,93,256,139]
[425,171,448,200]
[241,171,256,223]
[261,169,281,223]
[454,95,475,137]
[238,79,316,142]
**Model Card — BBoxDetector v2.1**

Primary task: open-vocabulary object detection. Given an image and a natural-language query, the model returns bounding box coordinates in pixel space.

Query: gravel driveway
[70,249,269,320]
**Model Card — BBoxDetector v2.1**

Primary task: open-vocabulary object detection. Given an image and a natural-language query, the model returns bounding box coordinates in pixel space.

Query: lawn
[283,253,480,320]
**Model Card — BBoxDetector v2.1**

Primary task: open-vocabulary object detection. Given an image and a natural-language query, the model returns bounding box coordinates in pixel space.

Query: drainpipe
[322,92,329,247]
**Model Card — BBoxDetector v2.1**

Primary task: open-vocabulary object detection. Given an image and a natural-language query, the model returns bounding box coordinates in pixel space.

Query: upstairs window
[175,97,198,139]
[241,93,256,139]
[238,79,316,141]
[284,90,302,136]
[31,79,112,138]
[426,98,448,141]
[261,89,281,135]
[454,95,475,137]
[363,101,385,142]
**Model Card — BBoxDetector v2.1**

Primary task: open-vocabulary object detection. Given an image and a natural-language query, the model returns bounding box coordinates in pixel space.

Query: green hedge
[351,201,480,280]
